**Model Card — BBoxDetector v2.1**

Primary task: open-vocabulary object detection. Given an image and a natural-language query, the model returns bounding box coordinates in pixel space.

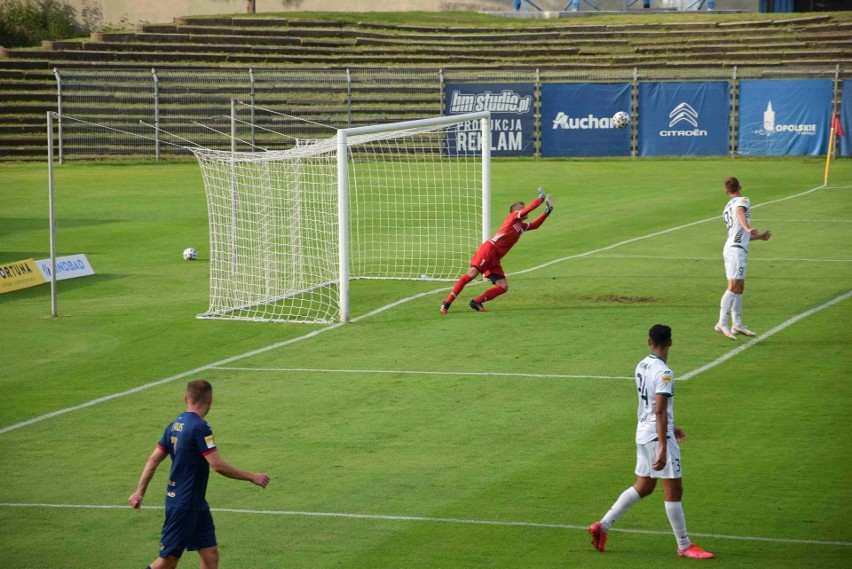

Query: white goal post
[191,111,491,323]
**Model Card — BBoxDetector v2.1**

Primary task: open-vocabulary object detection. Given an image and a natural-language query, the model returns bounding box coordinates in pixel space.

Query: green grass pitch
[1,157,851,568]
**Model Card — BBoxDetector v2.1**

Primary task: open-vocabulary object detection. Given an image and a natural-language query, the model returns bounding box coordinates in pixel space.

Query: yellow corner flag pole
[824,117,836,187]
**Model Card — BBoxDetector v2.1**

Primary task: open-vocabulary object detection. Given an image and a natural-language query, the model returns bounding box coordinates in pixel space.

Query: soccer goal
[191,111,491,323]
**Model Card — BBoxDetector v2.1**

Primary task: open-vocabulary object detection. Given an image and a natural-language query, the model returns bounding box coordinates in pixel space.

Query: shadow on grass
[0,217,120,239]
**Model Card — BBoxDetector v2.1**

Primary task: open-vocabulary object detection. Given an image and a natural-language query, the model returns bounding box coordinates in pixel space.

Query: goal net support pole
[335,112,490,322]
[192,111,491,324]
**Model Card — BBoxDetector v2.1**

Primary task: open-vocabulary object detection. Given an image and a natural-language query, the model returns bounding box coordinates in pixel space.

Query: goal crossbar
[193,111,492,323]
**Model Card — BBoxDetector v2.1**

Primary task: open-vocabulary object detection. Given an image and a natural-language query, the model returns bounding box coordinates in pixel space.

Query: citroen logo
[669,103,699,128]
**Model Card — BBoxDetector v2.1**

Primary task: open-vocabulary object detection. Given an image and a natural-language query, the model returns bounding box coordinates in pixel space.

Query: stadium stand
[1,13,850,160]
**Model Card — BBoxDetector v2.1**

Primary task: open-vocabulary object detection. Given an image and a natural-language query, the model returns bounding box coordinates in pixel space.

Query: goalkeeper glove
[545,194,554,216]
[537,187,545,201]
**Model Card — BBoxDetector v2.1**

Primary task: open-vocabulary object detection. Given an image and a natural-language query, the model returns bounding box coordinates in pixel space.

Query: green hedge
[0,0,80,48]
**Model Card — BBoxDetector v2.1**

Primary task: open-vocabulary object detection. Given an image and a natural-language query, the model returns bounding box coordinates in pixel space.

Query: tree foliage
[0,0,80,48]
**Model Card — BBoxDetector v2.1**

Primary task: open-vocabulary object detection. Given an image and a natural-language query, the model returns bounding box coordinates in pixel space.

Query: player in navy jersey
[440,188,553,314]
[588,325,713,560]
[129,380,269,569]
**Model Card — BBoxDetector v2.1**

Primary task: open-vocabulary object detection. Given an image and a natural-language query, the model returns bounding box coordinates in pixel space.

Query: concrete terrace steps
[86,31,633,49]
[173,13,833,32]
[634,42,851,54]
[1,47,504,66]
[0,91,55,103]
[139,17,831,42]
[42,40,582,59]
[11,47,840,68]
[1,13,850,161]
[22,14,842,70]
[141,24,801,44]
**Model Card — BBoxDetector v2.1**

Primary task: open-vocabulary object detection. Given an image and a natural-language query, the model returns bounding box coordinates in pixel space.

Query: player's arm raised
[526,193,553,230]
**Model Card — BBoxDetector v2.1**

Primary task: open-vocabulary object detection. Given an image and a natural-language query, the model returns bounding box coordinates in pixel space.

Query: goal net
[191,112,491,323]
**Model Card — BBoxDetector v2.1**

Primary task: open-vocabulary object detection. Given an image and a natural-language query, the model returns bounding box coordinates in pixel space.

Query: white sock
[731,293,744,326]
[718,291,736,327]
[665,501,691,550]
[601,486,641,532]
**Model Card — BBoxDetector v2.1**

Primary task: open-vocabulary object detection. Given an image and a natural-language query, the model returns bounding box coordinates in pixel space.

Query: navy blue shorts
[159,507,217,559]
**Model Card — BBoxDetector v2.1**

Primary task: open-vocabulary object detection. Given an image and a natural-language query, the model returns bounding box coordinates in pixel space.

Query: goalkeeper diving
[441,188,554,314]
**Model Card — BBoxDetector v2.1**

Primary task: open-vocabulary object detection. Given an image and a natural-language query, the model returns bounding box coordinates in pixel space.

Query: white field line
[592,255,852,263]
[214,286,849,383]
[757,218,852,223]
[0,324,340,435]
[0,183,835,436]
[680,290,852,381]
[210,367,631,381]
[513,183,828,277]
[0,503,849,547]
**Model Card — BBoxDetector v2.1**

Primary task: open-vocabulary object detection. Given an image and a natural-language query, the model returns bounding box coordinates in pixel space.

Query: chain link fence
[53,65,848,161]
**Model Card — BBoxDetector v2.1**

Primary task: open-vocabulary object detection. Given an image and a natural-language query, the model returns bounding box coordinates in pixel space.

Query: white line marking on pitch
[680,290,852,381]
[757,218,852,223]
[592,254,852,263]
[210,367,631,381]
[0,503,849,547]
[514,182,828,276]
[0,183,837,435]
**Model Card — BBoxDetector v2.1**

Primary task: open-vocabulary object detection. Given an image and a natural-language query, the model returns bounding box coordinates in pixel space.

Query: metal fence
[52,65,848,161]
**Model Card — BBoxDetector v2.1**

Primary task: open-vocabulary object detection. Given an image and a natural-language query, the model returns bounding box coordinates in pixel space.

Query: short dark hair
[648,324,672,347]
[186,379,212,404]
[509,201,524,213]
[725,176,741,194]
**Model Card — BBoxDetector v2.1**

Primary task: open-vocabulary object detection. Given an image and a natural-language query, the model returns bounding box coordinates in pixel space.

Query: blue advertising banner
[445,83,534,157]
[638,81,729,157]
[737,79,831,156]
[839,80,851,157]
[540,83,631,157]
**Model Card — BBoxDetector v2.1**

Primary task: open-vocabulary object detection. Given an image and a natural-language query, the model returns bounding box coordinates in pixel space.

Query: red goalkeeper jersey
[488,197,548,258]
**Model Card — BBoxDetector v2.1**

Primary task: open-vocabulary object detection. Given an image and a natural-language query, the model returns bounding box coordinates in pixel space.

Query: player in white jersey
[588,325,714,560]
[716,177,772,340]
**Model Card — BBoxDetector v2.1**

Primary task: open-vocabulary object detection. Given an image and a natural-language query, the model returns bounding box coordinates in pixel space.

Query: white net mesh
[192,116,485,323]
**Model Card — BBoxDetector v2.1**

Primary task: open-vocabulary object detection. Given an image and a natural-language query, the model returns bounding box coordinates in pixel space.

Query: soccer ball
[612,111,631,129]
[182,247,197,261]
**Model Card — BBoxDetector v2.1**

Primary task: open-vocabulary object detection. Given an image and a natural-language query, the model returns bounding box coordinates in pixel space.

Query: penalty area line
[680,290,852,381]
[515,182,828,276]
[0,183,831,436]
[0,503,849,547]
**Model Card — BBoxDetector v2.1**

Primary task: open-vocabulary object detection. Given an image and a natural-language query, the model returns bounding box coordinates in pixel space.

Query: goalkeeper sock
[445,274,473,305]
[474,285,506,304]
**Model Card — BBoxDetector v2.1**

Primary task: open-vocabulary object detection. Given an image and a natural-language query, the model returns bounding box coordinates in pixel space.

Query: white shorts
[723,247,747,280]
[635,438,682,479]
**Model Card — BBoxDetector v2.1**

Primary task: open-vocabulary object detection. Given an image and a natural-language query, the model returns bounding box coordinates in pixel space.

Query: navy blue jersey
[157,411,217,511]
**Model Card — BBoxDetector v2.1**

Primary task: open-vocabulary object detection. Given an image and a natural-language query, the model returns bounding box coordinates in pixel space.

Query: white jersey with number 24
[634,354,675,445]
